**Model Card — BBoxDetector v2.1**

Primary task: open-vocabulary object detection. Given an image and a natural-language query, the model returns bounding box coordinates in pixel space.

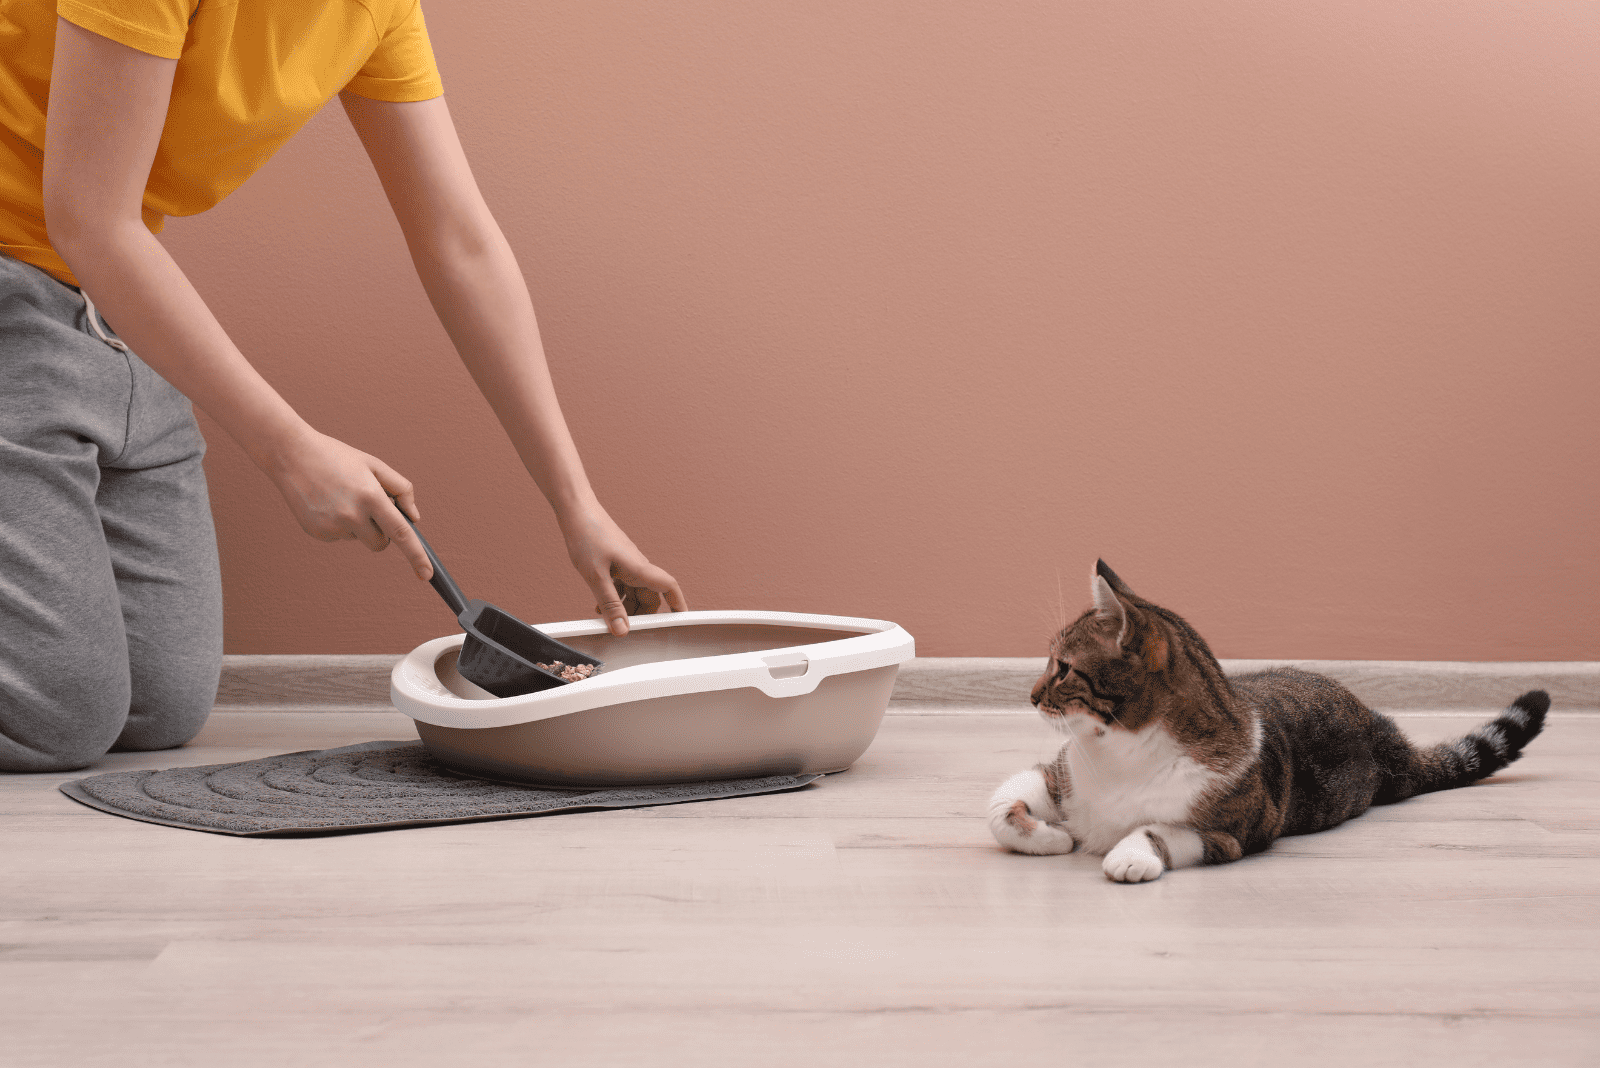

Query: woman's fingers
[370,497,433,579]
[282,442,429,577]
[659,576,688,613]
[265,429,438,578]
[589,582,630,636]
[590,567,686,636]
[364,462,431,579]
[620,561,687,614]
[368,457,419,523]
[606,580,652,616]
[560,505,687,633]
[609,564,688,621]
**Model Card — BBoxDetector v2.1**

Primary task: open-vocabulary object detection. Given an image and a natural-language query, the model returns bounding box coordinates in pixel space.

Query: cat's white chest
[1059,719,1221,855]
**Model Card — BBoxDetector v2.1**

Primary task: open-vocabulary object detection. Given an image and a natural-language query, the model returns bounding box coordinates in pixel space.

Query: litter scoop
[402,516,603,698]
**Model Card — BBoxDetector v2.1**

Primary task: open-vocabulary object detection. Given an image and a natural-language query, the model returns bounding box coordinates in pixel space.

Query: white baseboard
[213,655,1599,714]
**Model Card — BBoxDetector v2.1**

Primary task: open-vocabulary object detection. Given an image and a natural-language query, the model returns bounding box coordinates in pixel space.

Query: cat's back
[1231,666,1375,731]
[1229,666,1395,834]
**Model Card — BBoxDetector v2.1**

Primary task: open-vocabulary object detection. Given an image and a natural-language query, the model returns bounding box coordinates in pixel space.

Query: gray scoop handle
[401,514,470,619]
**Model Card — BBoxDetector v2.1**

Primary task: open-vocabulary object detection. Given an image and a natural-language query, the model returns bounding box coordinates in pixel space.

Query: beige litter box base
[417,663,901,788]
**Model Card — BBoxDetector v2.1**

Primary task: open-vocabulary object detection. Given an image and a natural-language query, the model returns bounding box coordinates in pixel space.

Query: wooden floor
[3,709,1597,1067]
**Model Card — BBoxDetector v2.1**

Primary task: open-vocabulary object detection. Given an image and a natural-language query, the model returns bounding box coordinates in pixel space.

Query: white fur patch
[991,704,1259,874]
[1054,716,1228,856]
[988,769,1075,855]
[1103,823,1205,883]
[1153,824,1205,868]
[1103,832,1164,882]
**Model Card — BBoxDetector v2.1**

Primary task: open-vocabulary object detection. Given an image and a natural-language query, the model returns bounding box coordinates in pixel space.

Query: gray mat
[59,741,821,837]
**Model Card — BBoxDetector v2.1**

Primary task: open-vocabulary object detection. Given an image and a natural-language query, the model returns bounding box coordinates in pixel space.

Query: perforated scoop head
[457,599,602,698]
[401,513,604,699]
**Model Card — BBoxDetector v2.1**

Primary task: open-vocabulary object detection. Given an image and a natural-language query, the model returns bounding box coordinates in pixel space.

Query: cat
[988,560,1549,882]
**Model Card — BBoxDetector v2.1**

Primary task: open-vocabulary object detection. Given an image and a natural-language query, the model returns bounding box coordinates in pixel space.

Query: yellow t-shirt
[0,0,444,285]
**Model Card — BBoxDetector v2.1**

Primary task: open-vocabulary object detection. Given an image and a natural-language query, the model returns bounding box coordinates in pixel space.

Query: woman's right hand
[261,426,434,580]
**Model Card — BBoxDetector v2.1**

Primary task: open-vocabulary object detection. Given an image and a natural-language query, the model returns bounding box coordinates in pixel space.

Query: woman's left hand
[559,504,686,636]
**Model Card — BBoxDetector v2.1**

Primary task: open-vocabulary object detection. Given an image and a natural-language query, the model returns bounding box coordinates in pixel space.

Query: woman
[0,2,685,771]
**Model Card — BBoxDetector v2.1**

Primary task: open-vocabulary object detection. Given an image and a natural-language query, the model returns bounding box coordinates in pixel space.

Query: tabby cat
[989,561,1549,881]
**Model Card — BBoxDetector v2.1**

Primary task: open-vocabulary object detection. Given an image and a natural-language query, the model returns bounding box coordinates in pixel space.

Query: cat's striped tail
[1375,690,1550,803]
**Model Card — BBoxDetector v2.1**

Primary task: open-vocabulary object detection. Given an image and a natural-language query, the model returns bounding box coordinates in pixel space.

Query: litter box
[390,610,916,787]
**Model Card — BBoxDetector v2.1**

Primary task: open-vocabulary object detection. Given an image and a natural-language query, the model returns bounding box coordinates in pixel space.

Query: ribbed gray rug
[59,741,820,837]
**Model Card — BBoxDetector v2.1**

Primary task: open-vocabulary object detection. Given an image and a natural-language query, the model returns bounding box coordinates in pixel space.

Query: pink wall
[157,1,1598,660]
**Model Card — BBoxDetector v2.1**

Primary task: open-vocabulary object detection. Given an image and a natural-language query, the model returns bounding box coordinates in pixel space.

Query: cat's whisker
[1061,719,1104,788]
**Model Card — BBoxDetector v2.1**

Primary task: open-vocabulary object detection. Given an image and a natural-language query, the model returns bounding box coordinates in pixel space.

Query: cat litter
[390,610,916,788]
[536,661,597,683]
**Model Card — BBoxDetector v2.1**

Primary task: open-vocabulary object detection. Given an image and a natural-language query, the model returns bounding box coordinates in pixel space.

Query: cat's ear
[1143,626,1169,672]
[1095,559,1138,599]
[1091,573,1129,649]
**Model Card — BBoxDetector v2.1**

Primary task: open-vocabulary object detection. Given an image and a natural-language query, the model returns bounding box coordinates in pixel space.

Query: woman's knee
[115,652,220,753]
[0,667,132,772]
[0,647,217,768]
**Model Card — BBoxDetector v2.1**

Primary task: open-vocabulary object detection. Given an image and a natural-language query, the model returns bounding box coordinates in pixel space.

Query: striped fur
[988,560,1551,882]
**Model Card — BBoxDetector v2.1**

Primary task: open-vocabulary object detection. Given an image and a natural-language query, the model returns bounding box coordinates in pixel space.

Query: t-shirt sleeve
[56,0,195,60]
[343,0,444,102]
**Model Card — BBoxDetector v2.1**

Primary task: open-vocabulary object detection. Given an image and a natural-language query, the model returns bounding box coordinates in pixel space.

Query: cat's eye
[1054,659,1073,682]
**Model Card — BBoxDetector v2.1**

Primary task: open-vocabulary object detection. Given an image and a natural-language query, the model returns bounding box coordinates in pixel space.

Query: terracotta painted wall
[156,1,1598,659]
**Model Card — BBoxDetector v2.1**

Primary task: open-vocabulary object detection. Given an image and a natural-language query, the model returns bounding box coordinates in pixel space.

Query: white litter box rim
[391,609,915,730]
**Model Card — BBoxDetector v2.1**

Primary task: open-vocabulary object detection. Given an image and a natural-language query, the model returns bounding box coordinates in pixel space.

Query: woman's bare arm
[339,91,685,633]
[42,18,433,578]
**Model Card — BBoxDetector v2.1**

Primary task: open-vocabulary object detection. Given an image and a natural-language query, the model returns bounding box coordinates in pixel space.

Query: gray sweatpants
[0,253,222,772]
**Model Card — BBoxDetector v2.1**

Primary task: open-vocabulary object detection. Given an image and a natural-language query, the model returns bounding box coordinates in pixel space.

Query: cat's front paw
[1102,841,1164,883]
[991,800,1076,855]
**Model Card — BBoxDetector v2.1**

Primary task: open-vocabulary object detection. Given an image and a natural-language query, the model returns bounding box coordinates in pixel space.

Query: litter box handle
[749,652,825,698]
[399,513,470,619]
[754,674,825,698]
